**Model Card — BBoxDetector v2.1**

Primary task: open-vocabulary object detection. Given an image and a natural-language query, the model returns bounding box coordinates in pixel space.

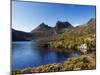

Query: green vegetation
[12,54,96,75]
[36,19,96,54]
[12,19,96,75]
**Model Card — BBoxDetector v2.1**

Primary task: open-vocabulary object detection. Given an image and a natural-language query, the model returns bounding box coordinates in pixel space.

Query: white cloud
[74,24,80,27]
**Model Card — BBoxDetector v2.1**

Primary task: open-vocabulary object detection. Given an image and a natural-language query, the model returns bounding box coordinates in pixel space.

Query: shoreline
[12,53,96,75]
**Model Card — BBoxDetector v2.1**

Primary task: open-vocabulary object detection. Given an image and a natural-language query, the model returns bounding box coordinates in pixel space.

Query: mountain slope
[12,29,31,41]
[32,23,52,32]
[54,21,73,33]
[30,21,73,39]
[47,18,96,50]
[36,18,96,51]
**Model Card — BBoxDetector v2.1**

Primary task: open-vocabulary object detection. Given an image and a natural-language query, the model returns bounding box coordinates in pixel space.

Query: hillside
[12,29,31,41]
[36,18,96,54]
[12,18,96,75]
[12,18,96,53]
[32,22,52,32]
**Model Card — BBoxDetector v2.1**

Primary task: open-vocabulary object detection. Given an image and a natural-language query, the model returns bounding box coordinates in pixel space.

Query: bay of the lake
[12,41,79,69]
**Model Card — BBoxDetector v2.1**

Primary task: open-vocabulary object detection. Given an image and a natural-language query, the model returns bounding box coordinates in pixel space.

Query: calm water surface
[12,41,79,69]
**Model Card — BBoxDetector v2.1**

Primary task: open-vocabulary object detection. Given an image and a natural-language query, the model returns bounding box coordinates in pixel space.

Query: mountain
[30,21,73,39]
[86,18,96,34]
[73,18,96,35]
[46,18,96,49]
[12,19,95,42]
[12,29,31,41]
[30,23,54,39]
[32,22,52,32]
[54,21,73,33]
[55,21,73,29]
[87,18,96,25]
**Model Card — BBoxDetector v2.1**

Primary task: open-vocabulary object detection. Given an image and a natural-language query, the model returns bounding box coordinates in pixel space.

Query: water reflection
[12,41,79,69]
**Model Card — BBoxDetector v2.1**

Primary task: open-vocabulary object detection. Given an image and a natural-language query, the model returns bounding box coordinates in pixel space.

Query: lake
[12,41,79,69]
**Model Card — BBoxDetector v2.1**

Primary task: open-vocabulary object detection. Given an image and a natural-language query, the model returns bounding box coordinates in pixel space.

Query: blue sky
[12,1,96,32]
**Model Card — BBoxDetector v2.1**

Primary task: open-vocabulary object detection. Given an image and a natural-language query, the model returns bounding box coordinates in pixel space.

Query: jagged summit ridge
[55,21,73,29]
[32,22,52,32]
[31,20,73,32]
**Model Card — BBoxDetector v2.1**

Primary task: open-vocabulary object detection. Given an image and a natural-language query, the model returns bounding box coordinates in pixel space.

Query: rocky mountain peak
[55,21,73,29]
[32,22,52,32]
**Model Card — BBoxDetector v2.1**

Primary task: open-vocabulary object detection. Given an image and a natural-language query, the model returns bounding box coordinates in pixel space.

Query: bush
[12,54,96,75]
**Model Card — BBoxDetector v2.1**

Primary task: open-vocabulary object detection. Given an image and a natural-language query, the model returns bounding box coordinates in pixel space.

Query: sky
[12,1,96,32]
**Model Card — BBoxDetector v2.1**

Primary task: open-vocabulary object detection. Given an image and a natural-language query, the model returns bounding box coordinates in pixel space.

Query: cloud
[74,24,80,27]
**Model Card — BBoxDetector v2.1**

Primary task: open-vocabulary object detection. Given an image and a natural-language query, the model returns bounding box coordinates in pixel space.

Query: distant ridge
[30,20,73,39]
[55,21,73,29]
[54,21,73,33]
[31,22,52,32]
[12,19,95,41]
[32,21,73,32]
[12,29,31,41]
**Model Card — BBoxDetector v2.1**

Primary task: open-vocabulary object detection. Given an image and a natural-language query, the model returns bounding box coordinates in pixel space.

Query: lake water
[12,41,79,69]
